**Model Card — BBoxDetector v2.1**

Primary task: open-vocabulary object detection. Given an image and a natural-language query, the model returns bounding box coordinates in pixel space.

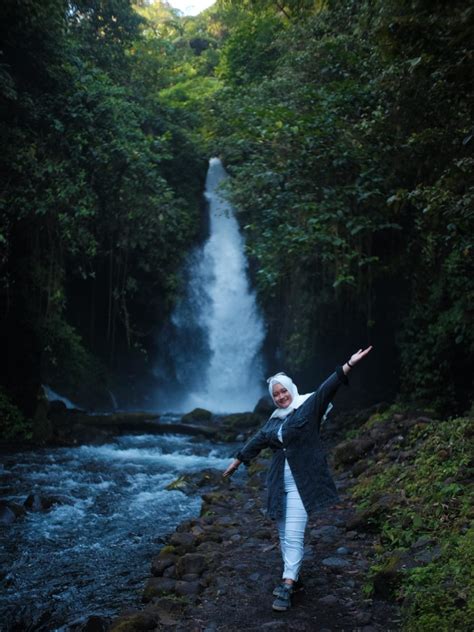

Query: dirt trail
[109,460,400,632]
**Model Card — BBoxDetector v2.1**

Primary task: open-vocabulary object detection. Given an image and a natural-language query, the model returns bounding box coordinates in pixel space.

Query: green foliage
[209,0,473,409]
[402,527,474,632]
[0,0,210,410]
[0,388,32,440]
[351,415,473,630]
[216,13,284,85]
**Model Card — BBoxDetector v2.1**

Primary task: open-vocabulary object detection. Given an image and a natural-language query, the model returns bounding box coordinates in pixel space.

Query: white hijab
[267,372,313,420]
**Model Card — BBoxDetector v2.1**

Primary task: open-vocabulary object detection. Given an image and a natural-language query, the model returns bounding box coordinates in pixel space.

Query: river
[0,424,234,630]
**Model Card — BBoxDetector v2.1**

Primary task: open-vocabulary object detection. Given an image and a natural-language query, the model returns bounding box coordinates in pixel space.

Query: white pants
[276,460,308,581]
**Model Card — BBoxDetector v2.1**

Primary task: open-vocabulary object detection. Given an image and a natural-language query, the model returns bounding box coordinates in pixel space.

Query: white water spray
[155,157,265,412]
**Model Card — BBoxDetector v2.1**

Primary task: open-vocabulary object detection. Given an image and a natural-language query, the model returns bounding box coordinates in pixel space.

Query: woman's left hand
[348,346,373,367]
[223,459,241,478]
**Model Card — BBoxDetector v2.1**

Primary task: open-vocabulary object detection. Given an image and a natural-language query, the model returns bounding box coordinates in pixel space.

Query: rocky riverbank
[103,405,408,632]
[103,404,472,632]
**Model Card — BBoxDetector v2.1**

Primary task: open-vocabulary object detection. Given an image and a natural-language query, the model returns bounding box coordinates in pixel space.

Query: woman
[223,346,372,612]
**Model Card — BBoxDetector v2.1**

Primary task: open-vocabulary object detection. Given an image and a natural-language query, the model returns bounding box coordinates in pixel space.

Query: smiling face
[272,383,293,408]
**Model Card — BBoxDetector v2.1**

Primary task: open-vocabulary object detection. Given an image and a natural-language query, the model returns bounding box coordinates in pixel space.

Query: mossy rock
[142,577,176,602]
[220,413,262,430]
[371,554,405,600]
[333,437,375,468]
[181,408,212,423]
[165,475,196,494]
[159,545,177,556]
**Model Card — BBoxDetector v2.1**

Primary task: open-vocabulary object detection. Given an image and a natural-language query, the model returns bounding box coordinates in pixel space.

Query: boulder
[345,493,404,533]
[142,577,176,602]
[174,580,202,597]
[181,408,212,423]
[169,532,197,553]
[333,437,375,468]
[175,553,207,578]
[220,413,262,431]
[75,615,110,631]
[0,503,16,525]
[352,458,371,477]
[109,610,158,631]
[23,493,68,512]
[151,552,178,577]
[165,468,225,496]
[0,501,26,524]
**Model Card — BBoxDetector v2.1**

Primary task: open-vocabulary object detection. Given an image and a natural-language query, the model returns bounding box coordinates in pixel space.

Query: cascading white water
[154,157,266,413]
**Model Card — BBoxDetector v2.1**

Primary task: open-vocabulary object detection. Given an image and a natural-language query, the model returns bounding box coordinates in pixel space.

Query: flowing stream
[0,157,267,630]
[0,428,234,630]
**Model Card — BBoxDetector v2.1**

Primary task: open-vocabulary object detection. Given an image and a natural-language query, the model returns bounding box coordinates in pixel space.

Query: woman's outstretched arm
[342,346,373,375]
[223,427,268,478]
[299,346,373,425]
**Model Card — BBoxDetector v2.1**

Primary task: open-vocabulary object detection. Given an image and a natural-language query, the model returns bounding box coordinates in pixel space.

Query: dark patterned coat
[236,367,348,519]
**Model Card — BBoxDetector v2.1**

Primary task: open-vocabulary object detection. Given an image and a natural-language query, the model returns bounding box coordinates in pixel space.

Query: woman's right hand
[223,459,241,478]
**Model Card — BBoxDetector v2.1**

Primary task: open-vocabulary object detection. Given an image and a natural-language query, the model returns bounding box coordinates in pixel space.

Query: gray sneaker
[272,583,293,611]
[272,578,304,597]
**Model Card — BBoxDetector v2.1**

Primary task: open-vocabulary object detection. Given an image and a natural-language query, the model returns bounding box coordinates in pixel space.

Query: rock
[109,610,158,631]
[336,546,350,555]
[76,615,109,631]
[181,573,200,582]
[352,459,371,477]
[412,535,436,549]
[175,553,207,578]
[174,580,202,596]
[317,594,339,606]
[24,493,54,512]
[151,596,188,616]
[345,493,404,532]
[415,416,433,424]
[333,437,375,468]
[151,552,178,576]
[0,503,16,525]
[213,412,263,441]
[181,408,212,423]
[371,555,404,600]
[142,577,176,602]
[413,546,441,564]
[169,532,197,552]
[354,612,372,625]
[310,525,341,542]
[322,556,350,569]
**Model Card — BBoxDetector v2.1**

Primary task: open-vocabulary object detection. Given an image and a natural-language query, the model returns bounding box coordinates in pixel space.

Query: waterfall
[154,157,265,413]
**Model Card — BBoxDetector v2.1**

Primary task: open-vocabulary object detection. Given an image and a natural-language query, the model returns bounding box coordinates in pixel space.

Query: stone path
[108,463,401,632]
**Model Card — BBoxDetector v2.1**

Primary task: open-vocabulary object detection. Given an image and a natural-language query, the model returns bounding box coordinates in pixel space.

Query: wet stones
[151,551,178,577]
[175,553,207,578]
[0,500,25,524]
[321,556,351,569]
[169,531,197,553]
[23,493,67,511]
[142,577,177,602]
[0,493,69,525]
